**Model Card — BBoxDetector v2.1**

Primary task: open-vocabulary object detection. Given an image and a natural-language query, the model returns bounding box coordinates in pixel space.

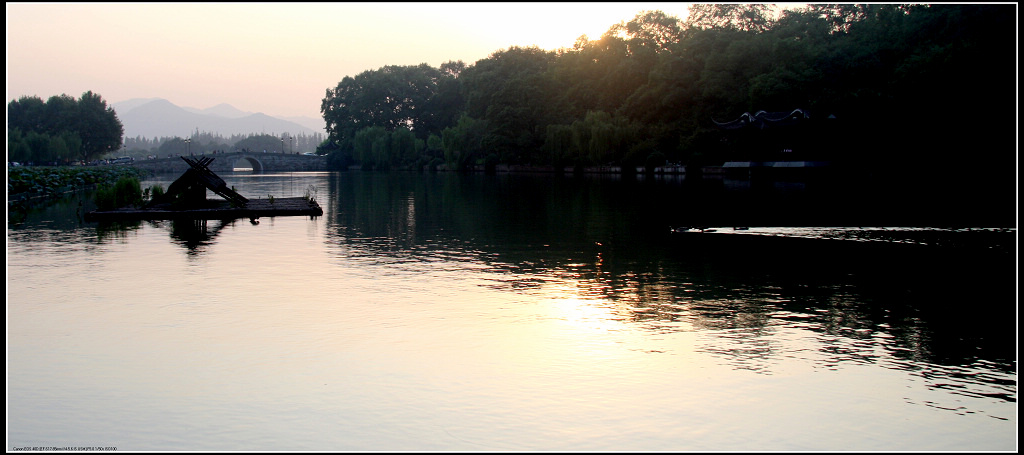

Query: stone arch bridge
[132,152,328,174]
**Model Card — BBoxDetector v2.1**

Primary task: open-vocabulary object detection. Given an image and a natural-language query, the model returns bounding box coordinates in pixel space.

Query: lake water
[7,171,1017,451]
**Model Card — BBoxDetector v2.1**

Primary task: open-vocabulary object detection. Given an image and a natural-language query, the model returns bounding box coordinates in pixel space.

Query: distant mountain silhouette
[181,102,250,119]
[112,97,164,113]
[281,115,328,133]
[113,98,324,138]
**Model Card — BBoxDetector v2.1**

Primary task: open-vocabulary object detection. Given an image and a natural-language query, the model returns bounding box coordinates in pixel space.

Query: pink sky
[7,2,694,120]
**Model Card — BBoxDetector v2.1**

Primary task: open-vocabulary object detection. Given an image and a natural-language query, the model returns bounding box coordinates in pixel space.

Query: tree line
[8,96,326,166]
[123,131,326,158]
[320,4,1015,177]
[8,91,124,164]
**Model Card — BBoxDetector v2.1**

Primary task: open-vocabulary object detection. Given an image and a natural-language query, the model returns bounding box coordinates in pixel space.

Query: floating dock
[84,197,322,222]
[84,155,323,222]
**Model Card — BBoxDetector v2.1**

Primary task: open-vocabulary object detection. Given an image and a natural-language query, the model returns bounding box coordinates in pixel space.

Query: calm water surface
[7,171,1017,451]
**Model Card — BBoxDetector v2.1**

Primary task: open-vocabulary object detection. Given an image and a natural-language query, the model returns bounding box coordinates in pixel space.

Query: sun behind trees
[319,4,1015,181]
[8,91,124,165]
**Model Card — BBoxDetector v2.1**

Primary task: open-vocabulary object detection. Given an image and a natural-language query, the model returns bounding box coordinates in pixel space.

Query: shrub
[94,176,142,210]
[94,184,117,210]
[303,184,318,204]
[149,184,165,201]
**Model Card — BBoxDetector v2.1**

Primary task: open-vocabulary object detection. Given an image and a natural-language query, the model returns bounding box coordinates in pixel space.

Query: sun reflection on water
[548,296,624,332]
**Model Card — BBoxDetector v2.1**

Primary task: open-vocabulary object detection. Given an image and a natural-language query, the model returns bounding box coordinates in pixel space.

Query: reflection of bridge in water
[132,152,327,173]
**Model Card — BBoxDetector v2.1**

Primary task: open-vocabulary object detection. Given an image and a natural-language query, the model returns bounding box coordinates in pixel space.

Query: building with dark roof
[710,109,840,176]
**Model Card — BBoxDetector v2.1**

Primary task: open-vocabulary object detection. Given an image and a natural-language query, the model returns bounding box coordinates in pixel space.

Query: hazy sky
[7,2,694,121]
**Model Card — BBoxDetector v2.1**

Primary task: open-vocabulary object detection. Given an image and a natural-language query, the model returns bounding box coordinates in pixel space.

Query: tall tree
[7,91,122,163]
[322,63,450,143]
[420,60,467,136]
[76,91,124,161]
[619,9,684,54]
[312,4,1015,174]
[7,95,47,133]
[459,45,560,164]
[685,3,774,33]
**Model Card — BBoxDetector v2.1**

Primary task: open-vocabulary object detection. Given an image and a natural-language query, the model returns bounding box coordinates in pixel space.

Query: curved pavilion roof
[713,108,809,130]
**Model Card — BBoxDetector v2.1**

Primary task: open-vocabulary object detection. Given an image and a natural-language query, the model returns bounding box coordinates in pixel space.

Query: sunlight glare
[549,295,625,333]
[500,3,692,50]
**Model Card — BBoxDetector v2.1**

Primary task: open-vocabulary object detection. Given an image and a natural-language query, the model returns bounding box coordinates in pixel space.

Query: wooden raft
[85,156,323,222]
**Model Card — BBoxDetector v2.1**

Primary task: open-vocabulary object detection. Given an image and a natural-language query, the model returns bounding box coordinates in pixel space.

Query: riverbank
[7,165,151,204]
[357,162,834,178]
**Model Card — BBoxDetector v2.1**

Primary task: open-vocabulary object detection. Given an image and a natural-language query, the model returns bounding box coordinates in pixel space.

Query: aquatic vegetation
[7,166,151,197]
[303,184,318,204]
[94,175,143,210]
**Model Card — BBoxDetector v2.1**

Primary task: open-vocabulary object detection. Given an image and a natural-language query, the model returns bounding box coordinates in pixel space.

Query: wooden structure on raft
[84,156,323,222]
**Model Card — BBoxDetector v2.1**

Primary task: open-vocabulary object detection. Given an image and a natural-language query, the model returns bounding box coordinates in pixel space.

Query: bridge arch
[231,155,265,172]
[132,152,326,173]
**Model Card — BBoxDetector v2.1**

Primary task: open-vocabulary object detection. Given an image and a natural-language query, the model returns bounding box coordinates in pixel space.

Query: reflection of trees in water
[8,191,94,230]
[697,326,777,374]
[89,218,232,257]
[898,360,1017,415]
[95,219,144,242]
[324,172,1015,376]
[8,189,227,255]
